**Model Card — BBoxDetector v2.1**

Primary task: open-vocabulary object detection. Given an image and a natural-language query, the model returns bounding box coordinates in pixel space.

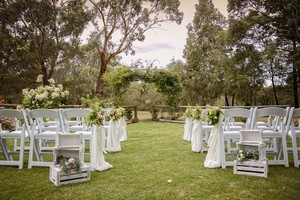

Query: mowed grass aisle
[1,117,300,199]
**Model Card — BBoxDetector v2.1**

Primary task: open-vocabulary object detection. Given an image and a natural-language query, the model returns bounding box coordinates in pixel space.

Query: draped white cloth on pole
[91,125,113,171]
[191,120,202,152]
[119,117,127,142]
[204,114,224,168]
[105,119,121,152]
[183,117,193,141]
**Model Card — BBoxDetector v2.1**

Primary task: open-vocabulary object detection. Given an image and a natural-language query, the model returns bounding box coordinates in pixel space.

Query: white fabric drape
[91,125,113,171]
[105,119,121,152]
[183,117,193,141]
[191,120,202,152]
[119,117,127,142]
[204,115,224,168]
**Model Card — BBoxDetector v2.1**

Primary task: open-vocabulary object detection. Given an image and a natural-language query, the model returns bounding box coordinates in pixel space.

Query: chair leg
[2,139,13,160]
[0,138,9,160]
[19,135,25,169]
[281,135,289,167]
[291,134,299,167]
[28,136,35,169]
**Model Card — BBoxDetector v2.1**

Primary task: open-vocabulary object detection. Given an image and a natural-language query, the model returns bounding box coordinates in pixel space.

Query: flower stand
[233,130,268,178]
[49,133,91,186]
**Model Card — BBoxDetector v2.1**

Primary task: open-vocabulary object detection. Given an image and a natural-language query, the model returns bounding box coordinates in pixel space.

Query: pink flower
[0,99,5,103]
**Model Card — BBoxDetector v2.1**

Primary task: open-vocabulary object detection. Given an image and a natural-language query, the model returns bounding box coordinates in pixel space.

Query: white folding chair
[28,109,62,168]
[61,108,93,163]
[0,109,30,169]
[287,107,300,167]
[220,107,254,168]
[253,107,290,167]
[61,108,91,133]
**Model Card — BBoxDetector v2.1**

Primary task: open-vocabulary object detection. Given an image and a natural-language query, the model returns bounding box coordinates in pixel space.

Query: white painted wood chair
[220,107,255,168]
[28,109,62,168]
[0,109,30,169]
[253,107,290,167]
[287,107,300,167]
[61,108,93,163]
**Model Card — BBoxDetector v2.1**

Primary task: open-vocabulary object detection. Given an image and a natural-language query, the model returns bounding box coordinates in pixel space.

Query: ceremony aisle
[0,115,299,199]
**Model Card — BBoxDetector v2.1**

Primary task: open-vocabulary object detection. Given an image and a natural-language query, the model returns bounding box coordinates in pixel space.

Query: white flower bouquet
[20,75,69,109]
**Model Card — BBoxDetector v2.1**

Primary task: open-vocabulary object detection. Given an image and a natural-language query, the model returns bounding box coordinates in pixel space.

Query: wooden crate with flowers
[233,130,268,178]
[49,133,90,186]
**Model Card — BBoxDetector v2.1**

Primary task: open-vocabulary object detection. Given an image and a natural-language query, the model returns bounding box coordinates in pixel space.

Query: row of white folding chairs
[0,108,112,169]
[186,106,294,168]
[221,106,293,168]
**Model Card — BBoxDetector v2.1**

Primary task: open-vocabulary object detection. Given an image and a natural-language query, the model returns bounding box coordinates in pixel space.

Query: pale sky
[120,0,228,68]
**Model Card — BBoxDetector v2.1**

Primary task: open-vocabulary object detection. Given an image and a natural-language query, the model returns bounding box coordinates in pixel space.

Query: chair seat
[0,131,22,138]
[262,130,282,138]
[226,125,244,131]
[223,131,240,138]
[33,132,57,139]
[69,125,87,132]
[75,131,92,140]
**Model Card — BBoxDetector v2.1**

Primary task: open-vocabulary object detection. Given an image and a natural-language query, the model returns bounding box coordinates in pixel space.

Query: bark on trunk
[95,60,107,95]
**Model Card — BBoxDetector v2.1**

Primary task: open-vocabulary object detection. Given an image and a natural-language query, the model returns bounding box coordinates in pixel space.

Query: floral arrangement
[205,106,223,125]
[184,106,193,118]
[20,75,69,109]
[85,104,104,127]
[192,106,202,120]
[56,155,81,175]
[117,107,126,118]
[0,117,14,131]
[109,108,121,121]
[236,150,259,163]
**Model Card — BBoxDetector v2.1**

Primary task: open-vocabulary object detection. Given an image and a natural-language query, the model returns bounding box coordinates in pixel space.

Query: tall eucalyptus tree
[183,0,227,105]
[0,0,90,89]
[87,0,183,95]
[228,0,300,107]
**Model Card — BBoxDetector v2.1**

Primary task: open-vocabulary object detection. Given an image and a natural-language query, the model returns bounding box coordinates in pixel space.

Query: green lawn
[0,115,300,200]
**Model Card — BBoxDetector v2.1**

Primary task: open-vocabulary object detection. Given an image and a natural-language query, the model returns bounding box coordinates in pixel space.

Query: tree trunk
[40,61,49,85]
[95,59,108,95]
[271,77,279,105]
[231,95,235,106]
[225,94,229,106]
[293,41,299,108]
[292,65,299,108]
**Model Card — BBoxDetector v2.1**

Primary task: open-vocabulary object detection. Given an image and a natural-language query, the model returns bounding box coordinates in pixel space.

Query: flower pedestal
[233,130,268,178]
[91,126,113,171]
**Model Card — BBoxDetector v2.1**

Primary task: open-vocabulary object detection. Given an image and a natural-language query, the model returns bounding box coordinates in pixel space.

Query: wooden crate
[49,165,90,186]
[234,160,268,178]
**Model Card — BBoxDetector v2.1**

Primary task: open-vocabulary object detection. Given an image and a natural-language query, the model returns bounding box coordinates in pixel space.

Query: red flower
[0,99,5,103]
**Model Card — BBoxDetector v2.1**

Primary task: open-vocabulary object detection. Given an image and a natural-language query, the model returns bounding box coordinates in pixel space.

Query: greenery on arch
[103,66,182,114]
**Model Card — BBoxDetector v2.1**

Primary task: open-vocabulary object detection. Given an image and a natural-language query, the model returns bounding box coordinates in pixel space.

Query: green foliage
[150,70,182,114]
[81,95,114,109]
[104,66,144,100]
[125,108,133,119]
[182,0,228,105]
[192,106,202,120]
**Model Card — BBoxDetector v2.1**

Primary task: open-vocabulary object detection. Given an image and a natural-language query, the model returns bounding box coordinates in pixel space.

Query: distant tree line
[0,0,299,108]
